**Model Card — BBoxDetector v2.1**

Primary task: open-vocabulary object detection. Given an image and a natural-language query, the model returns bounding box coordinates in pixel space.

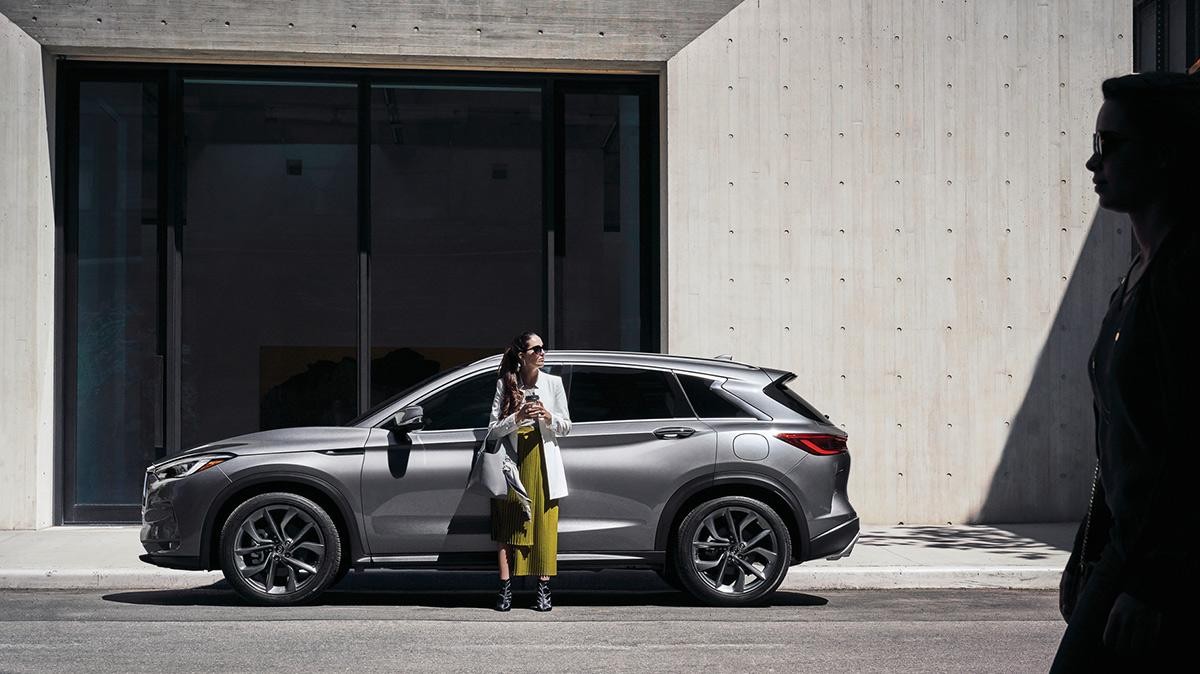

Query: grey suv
[140,351,859,606]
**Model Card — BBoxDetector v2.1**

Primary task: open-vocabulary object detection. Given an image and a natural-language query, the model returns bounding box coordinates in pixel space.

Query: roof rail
[713,354,734,360]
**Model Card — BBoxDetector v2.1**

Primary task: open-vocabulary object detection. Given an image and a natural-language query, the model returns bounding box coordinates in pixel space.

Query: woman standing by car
[487,332,571,612]
[1054,72,1199,669]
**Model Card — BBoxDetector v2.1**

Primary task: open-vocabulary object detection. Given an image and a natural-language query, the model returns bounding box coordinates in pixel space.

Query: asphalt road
[0,571,1063,673]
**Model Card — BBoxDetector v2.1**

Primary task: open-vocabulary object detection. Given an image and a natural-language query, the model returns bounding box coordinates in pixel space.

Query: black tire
[219,492,343,606]
[672,495,792,606]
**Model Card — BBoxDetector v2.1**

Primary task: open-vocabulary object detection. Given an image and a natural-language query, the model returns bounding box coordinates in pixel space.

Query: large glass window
[69,81,160,517]
[370,85,544,405]
[61,65,657,521]
[557,93,646,349]
[181,80,359,447]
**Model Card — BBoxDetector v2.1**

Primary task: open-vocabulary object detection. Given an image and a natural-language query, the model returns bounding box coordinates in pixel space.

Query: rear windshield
[764,375,829,423]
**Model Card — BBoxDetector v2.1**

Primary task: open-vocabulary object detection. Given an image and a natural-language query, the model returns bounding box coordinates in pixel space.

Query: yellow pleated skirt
[491,424,559,576]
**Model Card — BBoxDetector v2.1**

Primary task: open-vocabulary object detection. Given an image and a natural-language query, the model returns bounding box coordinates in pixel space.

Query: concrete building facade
[1,1,1137,529]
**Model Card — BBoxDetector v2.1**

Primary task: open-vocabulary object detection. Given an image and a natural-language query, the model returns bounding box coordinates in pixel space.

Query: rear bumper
[805,516,860,562]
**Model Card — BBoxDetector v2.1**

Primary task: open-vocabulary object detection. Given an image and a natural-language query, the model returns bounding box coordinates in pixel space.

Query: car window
[764,375,828,422]
[677,374,755,419]
[412,366,564,432]
[417,372,498,431]
[567,366,693,423]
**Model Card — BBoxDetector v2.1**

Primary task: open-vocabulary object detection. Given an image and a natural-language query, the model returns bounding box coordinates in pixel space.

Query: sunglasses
[1092,131,1139,159]
[523,345,546,354]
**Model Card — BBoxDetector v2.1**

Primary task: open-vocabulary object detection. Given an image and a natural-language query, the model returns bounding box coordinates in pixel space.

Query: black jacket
[1068,225,1199,609]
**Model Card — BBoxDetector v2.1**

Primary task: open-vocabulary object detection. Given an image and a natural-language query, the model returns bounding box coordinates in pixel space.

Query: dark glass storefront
[60,64,658,523]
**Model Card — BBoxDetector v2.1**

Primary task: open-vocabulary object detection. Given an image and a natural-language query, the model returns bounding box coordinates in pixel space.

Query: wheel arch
[656,473,810,565]
[201,473,362,572]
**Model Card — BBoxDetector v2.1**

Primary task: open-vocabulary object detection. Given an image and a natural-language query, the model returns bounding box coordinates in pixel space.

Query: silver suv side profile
[140,351,859,606]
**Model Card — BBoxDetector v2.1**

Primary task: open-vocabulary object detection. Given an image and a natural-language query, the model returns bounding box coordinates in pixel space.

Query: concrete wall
[666,0,1132,524]
[0,0,740,71]
[0,13,55,529]
[0,0,1136,527]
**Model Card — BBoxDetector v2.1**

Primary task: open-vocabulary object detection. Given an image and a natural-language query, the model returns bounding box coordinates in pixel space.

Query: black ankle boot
[533,579,552,612]
[494,578,512,612]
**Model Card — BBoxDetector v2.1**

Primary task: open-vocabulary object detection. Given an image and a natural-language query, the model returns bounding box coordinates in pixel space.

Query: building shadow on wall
[974,208,1129,538]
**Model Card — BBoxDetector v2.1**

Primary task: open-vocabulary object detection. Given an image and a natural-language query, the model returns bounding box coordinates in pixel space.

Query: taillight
[776,433,848,456]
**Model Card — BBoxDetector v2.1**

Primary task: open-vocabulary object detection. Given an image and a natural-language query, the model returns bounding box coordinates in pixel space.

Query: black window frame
[56,61,660,523]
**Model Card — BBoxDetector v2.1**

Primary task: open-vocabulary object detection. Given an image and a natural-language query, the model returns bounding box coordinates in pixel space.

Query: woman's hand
[515,403,534,422]
[527,401,552,424]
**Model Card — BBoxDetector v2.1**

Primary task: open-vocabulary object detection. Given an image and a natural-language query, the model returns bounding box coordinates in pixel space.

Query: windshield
[345,363,470,426]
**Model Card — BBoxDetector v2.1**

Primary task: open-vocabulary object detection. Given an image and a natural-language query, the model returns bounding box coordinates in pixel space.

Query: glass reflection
[558,93,643,350]
[369,85,544,404]
[74,81,160,505]
[182,80,358,447]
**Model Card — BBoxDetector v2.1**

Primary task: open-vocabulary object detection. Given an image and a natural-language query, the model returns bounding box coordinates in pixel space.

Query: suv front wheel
[219,492,343,605]
[673,495,792,606]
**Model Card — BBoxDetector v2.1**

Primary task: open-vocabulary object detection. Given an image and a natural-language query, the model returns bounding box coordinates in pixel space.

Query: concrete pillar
[0,13,56,529]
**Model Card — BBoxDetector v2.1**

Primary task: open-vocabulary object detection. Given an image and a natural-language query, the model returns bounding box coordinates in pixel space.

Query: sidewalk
[0,524,1072,591]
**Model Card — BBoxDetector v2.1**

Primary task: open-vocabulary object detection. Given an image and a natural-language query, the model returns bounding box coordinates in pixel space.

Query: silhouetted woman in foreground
[1054,72,1199,670]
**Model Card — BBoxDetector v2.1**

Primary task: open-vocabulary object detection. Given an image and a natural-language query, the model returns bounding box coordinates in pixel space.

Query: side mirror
[389,405,425,433]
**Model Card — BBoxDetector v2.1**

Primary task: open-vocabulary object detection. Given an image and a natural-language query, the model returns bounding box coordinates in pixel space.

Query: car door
[359,366,566,557]
[557,364,717,552]
[359,369,497,556]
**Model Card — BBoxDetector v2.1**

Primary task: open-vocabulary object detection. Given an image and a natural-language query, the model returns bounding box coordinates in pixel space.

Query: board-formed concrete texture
[0,12,56,529]
[0,1,1132,527]
[666,0,1132,524]
[0,0,743,71]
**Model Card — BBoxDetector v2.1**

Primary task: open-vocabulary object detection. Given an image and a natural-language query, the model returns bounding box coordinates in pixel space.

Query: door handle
[653,426,697,440]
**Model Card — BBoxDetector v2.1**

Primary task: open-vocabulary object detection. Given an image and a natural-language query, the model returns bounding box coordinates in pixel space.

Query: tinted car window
[568,366,693,422]
[678,374,755,418]
[764,376,828,422]
[418,372,498,431]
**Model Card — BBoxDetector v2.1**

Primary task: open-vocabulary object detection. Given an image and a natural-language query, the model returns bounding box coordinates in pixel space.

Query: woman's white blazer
[484,371,571,500]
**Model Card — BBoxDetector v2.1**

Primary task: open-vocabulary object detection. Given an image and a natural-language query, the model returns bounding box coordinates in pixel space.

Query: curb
[781,566,1062,590]
[0,566,1062,591]
[0,569,223,590]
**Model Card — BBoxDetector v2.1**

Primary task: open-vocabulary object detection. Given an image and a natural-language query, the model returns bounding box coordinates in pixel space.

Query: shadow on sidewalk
[860,525,1072,560]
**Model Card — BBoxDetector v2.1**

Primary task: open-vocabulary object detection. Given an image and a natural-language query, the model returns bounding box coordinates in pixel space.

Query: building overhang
[0,0,743,72]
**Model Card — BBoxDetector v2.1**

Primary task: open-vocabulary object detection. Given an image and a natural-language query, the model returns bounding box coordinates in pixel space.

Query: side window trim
[673,371,700,418]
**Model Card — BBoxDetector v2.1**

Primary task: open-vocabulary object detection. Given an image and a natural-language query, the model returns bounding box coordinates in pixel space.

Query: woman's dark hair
[497,332,538,418]
[1101,72,1200,218]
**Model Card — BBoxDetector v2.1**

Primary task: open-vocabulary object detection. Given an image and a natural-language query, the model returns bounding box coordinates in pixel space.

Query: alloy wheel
[690,506,780,595]
[232,504,326,595]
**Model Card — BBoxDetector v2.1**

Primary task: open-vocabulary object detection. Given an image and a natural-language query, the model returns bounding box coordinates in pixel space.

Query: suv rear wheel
[673,495,792,606]
[219,492,343,605]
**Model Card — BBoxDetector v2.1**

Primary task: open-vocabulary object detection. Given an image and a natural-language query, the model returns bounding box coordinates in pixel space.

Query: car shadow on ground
[101,571,829,609]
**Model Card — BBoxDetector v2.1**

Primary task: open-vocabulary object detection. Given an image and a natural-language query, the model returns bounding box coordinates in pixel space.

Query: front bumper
[138,553,203,570]
[139,463,232,569]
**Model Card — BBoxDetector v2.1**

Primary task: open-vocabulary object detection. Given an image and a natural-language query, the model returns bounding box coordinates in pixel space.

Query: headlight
[150,453,234,481]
